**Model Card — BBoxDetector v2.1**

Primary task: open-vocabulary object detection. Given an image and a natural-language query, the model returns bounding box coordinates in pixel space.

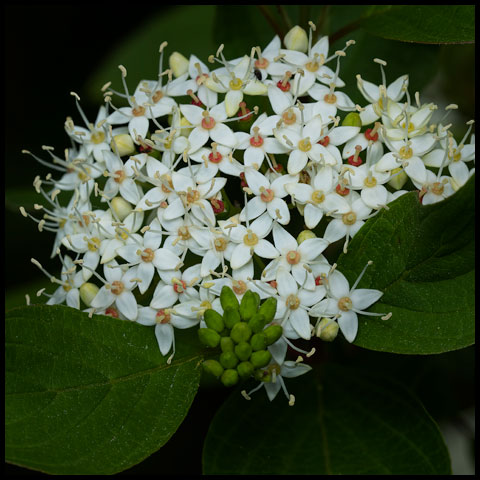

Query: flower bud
[220,336,235,353]
[239,290,259,321]
[79,282,99,307]
[198,328,221,348]
[342,112,362,128]
[316,318,339,342]
[258,297,277,324]
[230,322,252,344]
[250,332,267,351]
[110,133,135,157]
[388,167,408,190]
[220,286,239,311]
[204,309,224,333]
[250,349,272,368]
[169,51,189,78]
[202,359,224,378]
[284,25,308,52]
[264,324,283,345]
[223,307,241,329]
[221,368,239,387]
[237,361,254,379]
[247,312,266,333]
[111,197,133,221]
[297,229,316,244]
[234,341,252,361]
[220,351,239,369]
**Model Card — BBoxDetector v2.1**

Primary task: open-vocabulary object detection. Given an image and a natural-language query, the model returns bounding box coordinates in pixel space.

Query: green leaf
[5,304,204,475]
[203,364,451,474]
[336,175,475,354]
[85,6,218,103]
[359,6,475,44]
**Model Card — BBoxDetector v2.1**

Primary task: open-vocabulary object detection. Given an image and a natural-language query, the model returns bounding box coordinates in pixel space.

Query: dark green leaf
[203,364,451,474]
[359,6,475,44]
[336,175,475,354]
[5,305,204,475]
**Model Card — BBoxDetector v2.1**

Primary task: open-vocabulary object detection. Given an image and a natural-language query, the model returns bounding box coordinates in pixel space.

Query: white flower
[189,143,243,182]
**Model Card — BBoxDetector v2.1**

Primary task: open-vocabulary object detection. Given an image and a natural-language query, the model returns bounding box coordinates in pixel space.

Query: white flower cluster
[23,24,475,403]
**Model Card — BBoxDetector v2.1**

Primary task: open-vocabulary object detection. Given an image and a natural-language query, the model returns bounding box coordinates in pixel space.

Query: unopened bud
[284,25,308,52]
[220,286,239,311]
[342,112,362,128]
[230,322,252,344]
[169,51,189,78]
[221,368,239,387]
[248,312,266,333]
[202,359,224,378]
[198,328,221,348]
[111,197,133,221]
[220,336,235,353]
[250,349,272,368]
[237,361,254,379]
[234,341,252,362]
[250,332,267,351]
[223,307,241,329]
[79,283,99,307]
[263,324,283,345]
[220,351,239,369]
[239,290,260,321]
[204,309,225,333]
[388,167,408,190]
[297,230,316,244]
[110,133,135,157]
[316,318,339,342]
[257,297,277,324]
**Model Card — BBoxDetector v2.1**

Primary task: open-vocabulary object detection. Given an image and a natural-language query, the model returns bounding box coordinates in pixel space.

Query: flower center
[232,280,247,295]
[363,176,377,188]
[260,187,275,203]
[286,250,301,265]
[156,309,171,324]
[342,211,357,225]
[336,184,350,196]
[214,237,228,252]
[161,176,173,193]
[298,137,312,152]
[178,226,191,241]
[63,283,72,292]
[140,247,155,262]
[318,135,330,147]
[211,199,225,214]
[311,190,325,204]
[338,296,352,312]
[173,279,187,294]
[398,146,413,159]
[243,231,259,246]
[285,294,300,310]
[201,112,216,130]
[229,77,243,90]
[77,166,91,182]
[114,169,126,184]
[254,57,269,69]
[450,148,462,162]
[87,237,101,252]
[401,121,415,133]
[323,93,337,104]
[132,105,146,117]
[282,109,296,125]
[105,307,119,317]
[200,300,212,311]
[431,182,444,195]
[250,127,264,147]
[209,151,223,163]
[152,90,164,103]
[91,130,105,144]
[110,280,125,295]
[186,188,201,205]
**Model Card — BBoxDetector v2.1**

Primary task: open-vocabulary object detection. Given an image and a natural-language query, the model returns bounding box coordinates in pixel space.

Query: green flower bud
[198,328,221,348]
[79,282,99,307]
[230,322,252,344]
[234,341,252,361]
[110,133,135,157]
[250,332,267,351]
[220,351,239,369]
[223,307,241,329]
[169,51,189,78]
[264,324,283,345]
[258,297,277,324]
[342,112,362,128]
[250,350,272,368]
[111,197,133,221]
[221,369,239,387]
[239,290,259,321]
[237,361,254,379]
[220,336,235,353]
[316,318,339,342]
[248,312,266,333]
[297,229,316,244]
[388,167,408,190]
[220,286,239,311]
[284,25,308,52]
[202,359,224,378]
[204,309,224,333]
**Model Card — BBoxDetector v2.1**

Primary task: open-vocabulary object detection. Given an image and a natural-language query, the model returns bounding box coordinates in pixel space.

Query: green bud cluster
[199,286,283,387]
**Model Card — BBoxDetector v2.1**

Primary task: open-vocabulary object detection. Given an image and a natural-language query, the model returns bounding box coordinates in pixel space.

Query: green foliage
[202,364,452,475]
[336,175,475,354]
[5,305,204,475]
